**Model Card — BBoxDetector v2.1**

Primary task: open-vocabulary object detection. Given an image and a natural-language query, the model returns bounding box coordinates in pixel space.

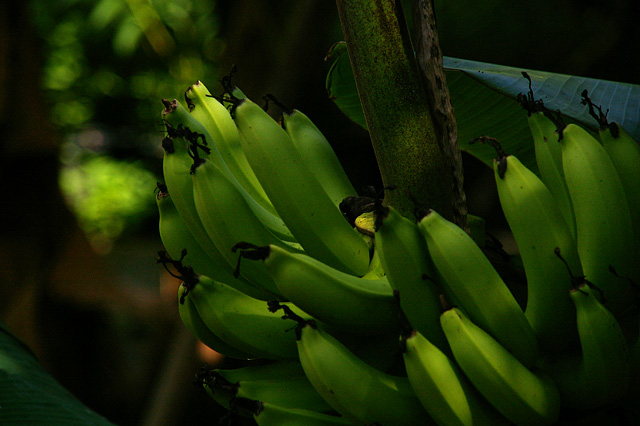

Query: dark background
[0,1,637,425]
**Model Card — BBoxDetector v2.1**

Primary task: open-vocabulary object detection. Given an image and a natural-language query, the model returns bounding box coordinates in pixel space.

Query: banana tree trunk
[335,0,466,229]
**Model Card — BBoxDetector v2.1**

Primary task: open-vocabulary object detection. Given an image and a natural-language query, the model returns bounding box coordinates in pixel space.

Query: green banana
[176,281,253,360]
[184,274,304,360]
[237,243,399,335]
[165,97,295,244]
[191,156,302,297]
[161,101,225,274]
[162,99,284,299]
[402,330,510,426]
[559,122,636,315]
[281,106,358,206]
[236,400,359,426]
[277,308,434,426]
[156,183,273,300]
[598,123,640,258]
[184,81,275,215]
[518,75,576,238]
[231,96,370,276]
[541,282,631,411]
[156,251,254,358]
[216,359,305,381]
[375,205,448,352]
[487,138,582,353]
[440,306,561,426]
[418,209,540,367]
[582,91,640,264]
[202,369,333,413]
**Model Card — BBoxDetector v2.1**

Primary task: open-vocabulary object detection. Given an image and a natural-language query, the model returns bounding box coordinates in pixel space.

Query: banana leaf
[326,43,640,172]
[0,321,118,426]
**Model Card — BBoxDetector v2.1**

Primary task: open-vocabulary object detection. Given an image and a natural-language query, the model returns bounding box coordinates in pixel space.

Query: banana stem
[335,0,455,223]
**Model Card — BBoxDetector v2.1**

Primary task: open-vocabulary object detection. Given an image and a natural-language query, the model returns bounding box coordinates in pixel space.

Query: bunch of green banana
[152,75,640,426]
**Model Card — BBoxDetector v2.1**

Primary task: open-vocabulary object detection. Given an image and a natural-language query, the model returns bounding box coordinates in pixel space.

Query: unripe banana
[598,122,640,260]
[234,399,359,426]
[540,282,631,411]
[559,123,636,315]
[156,183,273,300]
[201,369,333,413]
[402,330,510,426]
[440,307,561,426]
[177,282,252,359]
[184,81,275,214]
[237,243,399,335]
[191,156,300,297]
[418,209,539,367]
[232,96,370,276]
[375,205,448,351]
[518,76,576,238]
[281,107,357,206]
[185,275,304,360]
[487,138,582,353]
[284,313,434,426]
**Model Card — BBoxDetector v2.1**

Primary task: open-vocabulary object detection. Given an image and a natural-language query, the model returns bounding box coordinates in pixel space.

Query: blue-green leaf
[326,49,640,171]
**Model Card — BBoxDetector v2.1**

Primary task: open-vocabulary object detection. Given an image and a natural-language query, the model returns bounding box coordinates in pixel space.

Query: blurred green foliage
[58,154,158,254]
[29,0,224,250]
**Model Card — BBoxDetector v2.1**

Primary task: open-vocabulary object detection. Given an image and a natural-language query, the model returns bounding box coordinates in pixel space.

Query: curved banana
[440,307,561,426]
[231,96,370,276]
[162,99,285,289]
[176,283,252,359]
[559,123,636,315]
[185,81,275,214]
[156,183,273,300]
[519,77,576,238]
[489,141,582,353]
[161,101,225,273]
[402,330,510,426]
[375,205,448,351]
[184,274,304,360]
[214,360,306,383]
[238,400,359,426]
[165,97,295,244]
[281,107,357,206]
[286,315,435,426]
[191,156,306,297]
[418,209,539,367]
[202,370,333,413]
[237,243,399,335]
[599,123,640,262]
[541,282,631,411]
[582,90,640,262]
[528,112,577,238]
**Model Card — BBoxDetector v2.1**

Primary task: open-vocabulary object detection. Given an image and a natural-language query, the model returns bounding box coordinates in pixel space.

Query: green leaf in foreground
[0,322,118,426]
[326,49,640,171]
